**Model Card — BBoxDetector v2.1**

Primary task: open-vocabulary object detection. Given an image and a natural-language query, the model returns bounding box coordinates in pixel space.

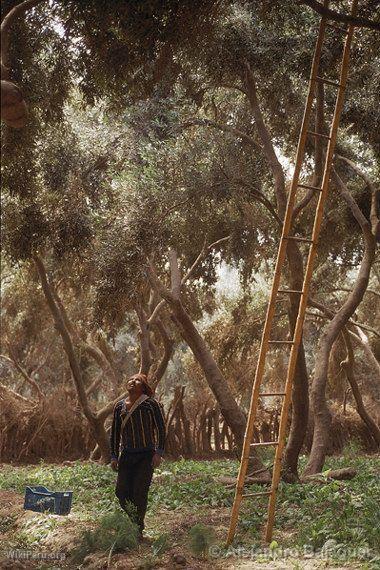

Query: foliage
[1,455,379,564]
[2,0,378,361]
[71,509,139,563]
[151,533,170,556]
[188,523,216,558]
[293,478,379,551]
[240,454,380,562]
[135,535,170,570]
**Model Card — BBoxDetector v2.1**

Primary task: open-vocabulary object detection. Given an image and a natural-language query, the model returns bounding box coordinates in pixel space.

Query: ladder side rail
[226,13,329,547]
[265,0,358,543]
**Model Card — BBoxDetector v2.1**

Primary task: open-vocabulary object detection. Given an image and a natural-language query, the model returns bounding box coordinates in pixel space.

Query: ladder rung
[259,392,286,397]
[251,441,279,447]
[277,289,304,294]
[307,130,331,140]
[242,491,271,498]
[283,236,315,244]
[326,23,348,33]
[316,76,342,88]
[268,340,294,345]
[298,183,322,192]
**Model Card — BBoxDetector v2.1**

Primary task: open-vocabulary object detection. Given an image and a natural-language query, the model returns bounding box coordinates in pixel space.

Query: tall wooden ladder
[226,0,358,546]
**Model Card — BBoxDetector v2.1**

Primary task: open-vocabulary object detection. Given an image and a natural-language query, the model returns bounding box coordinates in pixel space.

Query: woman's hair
[128,373,154,397]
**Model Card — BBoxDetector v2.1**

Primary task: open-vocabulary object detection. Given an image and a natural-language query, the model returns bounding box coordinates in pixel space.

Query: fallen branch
[215,475,271,487]
[302,467,357,483]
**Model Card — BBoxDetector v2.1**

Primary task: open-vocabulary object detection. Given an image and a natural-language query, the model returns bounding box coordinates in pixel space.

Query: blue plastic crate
[24,486,73,515]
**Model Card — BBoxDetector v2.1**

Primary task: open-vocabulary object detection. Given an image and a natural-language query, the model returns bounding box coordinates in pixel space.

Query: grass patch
[0,453,379,565]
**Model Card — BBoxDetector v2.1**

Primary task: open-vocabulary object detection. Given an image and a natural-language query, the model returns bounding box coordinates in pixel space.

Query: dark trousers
[115,450,154,532]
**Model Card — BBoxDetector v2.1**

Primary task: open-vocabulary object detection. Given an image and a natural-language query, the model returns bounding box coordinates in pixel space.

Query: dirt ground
[0,490,364,570]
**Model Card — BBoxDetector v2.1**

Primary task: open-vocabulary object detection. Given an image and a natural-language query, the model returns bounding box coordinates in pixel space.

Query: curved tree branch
[242,60,287,218]
[331,287,380,299]
[178,117,261,151]
[307,299,380,338]
[299,0,380,31]
[0,352,43,401]
[182,235,231,284]
[1,0,45,74]
[341,328,380,446]
[336,154,380,240]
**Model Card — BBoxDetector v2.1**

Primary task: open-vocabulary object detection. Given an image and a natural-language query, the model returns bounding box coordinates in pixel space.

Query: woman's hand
[152,453,162,469]
[110,459,118,472]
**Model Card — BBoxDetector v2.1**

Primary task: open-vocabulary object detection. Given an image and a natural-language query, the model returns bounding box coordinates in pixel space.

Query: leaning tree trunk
[151,318,174,389]
[34,255,111,462]
[170,299,266,470]
[170,302,246,446]
[304,172,377,475]
[147,247,267,472]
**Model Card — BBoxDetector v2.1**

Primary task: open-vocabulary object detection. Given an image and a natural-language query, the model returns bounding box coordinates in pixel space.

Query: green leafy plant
[1,456,379,565]
[188,524,216,559]
[151,533,170,556]
[71,509,139,563]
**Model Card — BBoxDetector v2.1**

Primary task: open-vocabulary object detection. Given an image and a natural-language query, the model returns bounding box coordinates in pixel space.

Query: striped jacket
[110,397,166,460]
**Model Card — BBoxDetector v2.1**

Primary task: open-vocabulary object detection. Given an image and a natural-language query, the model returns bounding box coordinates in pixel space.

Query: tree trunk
[34,255,110,462]
[151,318,174,388]
[221,420,233,451]
[170,302,246,449]
[213,409,222,453]
[178,391,194,455]
[206,408,214,452]
[135,305,153,375]
[341,330,380,447]
[304,172,377,475]
[350,326,380,401]
[201,408,212,453]
[282,81,325,479]
[170,301,269,469]
[282,241,310,480]
[198,404,208,452]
